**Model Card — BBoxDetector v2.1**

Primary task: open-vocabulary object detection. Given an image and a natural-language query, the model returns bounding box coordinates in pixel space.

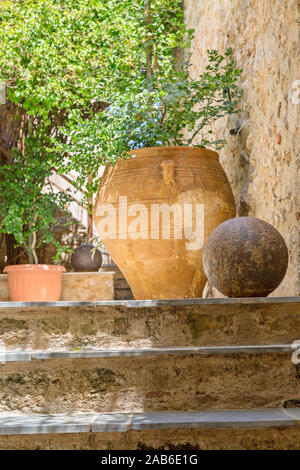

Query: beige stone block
[61,272,115,301]
[0,275,9,301]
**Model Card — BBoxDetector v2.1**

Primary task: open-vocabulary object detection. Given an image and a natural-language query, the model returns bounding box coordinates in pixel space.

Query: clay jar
[94,147,236,300]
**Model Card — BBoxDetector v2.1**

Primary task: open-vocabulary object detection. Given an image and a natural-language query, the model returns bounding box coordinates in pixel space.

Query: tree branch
[145,0,152,79]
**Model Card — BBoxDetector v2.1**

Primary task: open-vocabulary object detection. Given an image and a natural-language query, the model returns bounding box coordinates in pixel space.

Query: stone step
[114,288,134,300]
[0,348,299,414]
[0,344,294,362]
[0,408,297,435]
[0,297,299,350]
[0,409,300,449]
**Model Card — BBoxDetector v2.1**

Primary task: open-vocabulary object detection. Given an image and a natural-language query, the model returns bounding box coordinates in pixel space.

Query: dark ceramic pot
[71,244,102,272]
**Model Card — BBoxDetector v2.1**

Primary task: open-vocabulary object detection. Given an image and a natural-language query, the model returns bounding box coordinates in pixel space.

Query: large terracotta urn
[94,147,236,299]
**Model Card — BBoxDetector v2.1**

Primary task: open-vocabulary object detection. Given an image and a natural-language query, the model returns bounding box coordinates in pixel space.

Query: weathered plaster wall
[185,0,300,296]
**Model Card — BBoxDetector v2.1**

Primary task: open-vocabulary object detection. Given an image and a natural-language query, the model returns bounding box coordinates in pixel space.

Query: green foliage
[0,0,190,120]
[0,137,72,263]
[0,0,191,260]
[57,49,242,198]
[0,0,242,258]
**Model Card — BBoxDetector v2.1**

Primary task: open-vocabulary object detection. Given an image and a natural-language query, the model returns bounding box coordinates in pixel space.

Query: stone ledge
[93,413,131,432]
[0,413,96,435]
[0,296,299,308]
[0,409,298,435]
[0,344,294,363]
[130,409,294,430]
[0,297,299,350]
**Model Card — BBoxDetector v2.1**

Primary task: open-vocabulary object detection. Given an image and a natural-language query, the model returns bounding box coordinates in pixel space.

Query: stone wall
[2,426,300,450]
[185,0,300,296]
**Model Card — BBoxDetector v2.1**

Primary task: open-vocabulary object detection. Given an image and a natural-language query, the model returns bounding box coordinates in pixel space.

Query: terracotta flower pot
[94,146,236,299]
[3,264,66,301]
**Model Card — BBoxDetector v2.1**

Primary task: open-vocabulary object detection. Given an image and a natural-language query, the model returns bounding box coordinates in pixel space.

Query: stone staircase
[100,263,133,300]
[0,297,299,449]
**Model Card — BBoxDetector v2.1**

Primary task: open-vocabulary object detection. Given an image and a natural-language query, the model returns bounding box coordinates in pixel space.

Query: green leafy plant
[57,48,242,198]
[0,1,242,258]
[0,0,190,124]
[0,0,192,207]
[0,137,72,263]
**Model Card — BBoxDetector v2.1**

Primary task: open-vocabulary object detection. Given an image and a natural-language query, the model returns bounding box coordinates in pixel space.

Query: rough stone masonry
[185,0,300,296]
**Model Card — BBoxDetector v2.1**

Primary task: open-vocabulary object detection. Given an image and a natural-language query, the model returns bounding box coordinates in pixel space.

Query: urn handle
[161,160,176,186]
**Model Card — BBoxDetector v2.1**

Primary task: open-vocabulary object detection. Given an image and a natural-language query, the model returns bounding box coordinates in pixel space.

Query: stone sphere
[71,244,102,272]
[203,217,288,297]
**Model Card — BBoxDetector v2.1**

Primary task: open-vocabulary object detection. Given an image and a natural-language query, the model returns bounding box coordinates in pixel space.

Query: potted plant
[59,48,242,300]
[0,0,203,300]
[0,139,71,301]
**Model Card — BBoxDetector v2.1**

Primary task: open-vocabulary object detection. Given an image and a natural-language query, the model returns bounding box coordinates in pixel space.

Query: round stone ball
[71,243,102,272]
[203,217,288,297]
